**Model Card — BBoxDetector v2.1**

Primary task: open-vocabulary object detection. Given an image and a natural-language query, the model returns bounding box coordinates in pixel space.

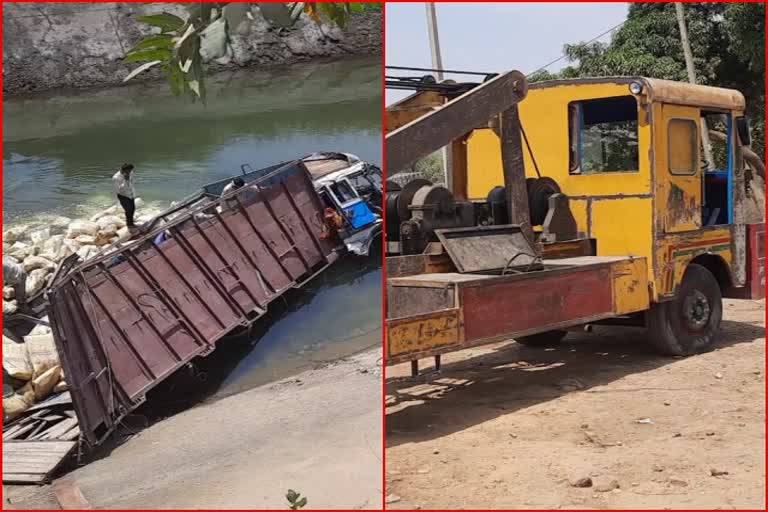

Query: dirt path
[5,349,383,510]
[385,299,765,510]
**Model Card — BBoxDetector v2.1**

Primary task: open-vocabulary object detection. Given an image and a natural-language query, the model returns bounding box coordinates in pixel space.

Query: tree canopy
[528,2,765,158]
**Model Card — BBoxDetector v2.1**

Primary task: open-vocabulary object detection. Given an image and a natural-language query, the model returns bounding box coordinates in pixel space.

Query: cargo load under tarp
[45,160,339,446]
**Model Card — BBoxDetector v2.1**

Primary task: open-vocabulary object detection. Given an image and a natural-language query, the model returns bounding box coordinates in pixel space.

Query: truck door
[658,105,703,233]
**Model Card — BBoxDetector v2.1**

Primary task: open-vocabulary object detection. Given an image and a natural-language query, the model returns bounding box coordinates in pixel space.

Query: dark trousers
[117,194,136,227]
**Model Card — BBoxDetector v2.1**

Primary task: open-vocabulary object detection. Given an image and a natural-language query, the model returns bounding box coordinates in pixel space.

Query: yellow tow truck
[385,68,764,374]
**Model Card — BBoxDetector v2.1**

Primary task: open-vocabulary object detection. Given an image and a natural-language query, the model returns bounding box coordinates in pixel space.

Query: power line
[526,19,627,77]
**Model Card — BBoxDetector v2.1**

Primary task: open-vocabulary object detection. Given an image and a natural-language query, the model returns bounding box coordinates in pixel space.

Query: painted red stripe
[674,237,731,250]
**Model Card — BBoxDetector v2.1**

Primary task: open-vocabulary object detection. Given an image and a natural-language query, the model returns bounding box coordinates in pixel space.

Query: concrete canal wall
[2,2,381,96]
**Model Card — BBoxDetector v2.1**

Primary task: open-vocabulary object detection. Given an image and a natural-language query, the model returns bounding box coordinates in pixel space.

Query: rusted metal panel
[387,308,462,361]
[529,77,745,111]
[500,105,532,238]
[385,90,444,133]
[47,161,337,446]
[728,223,765,300]
[435,225,539,274]
[461,266,614,342]
[387,281,455,320]
[611,258,650,314]
[385,257,645,364]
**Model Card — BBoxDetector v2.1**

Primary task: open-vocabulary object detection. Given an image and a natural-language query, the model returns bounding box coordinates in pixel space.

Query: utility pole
[425,2,450,188]
[425,3,444,82]
[675,2,715,171]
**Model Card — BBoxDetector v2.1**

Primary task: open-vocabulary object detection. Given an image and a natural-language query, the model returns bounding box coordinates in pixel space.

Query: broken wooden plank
[3,472,49,484]
[2,424,23,439]
[3,424,36,441]
[39,419,78,441]
[53,479,92,510]
[2,441,77,485]
[27,420,48,440]
[25,392,72,413]
[59,426,81,442]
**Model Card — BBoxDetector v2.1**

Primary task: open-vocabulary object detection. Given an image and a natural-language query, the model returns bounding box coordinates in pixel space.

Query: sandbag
[3,335,33,381]
[41,235,65,258]
[25,269,48,297]
[66,220,99,239]
[54,380,69,393]
[3,300,18,315]
[29,316,52,336]
[24,333,61,379]
[62,238,81,252]
[90,205,119,222]
[97,215,126,230]
[3,286,15,301]
[23,255,55,273]
[32,365,61,401]
[74,234,97,245]
[94,229,117,246]
[2,382,35,421]
[7,242,33,260]
[3,226,28,244]
[48,216,73,235]
[29,227,51,245]
[77,245,100,261]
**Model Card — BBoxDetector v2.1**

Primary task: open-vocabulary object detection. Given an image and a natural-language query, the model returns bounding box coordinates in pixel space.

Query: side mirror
[736,116,751,146]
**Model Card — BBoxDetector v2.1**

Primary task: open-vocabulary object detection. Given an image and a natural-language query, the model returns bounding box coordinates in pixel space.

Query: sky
[385,2,629,104]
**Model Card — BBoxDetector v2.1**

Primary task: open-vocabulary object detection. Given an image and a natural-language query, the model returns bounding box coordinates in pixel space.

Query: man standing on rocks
[113,163,136,229]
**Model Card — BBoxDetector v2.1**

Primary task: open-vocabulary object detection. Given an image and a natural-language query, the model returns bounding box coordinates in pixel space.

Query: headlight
[629,81,643,95]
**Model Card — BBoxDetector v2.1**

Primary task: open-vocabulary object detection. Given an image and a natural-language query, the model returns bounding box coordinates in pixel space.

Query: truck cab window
[668,118,699,175]
[569,96,639,174]
[330,181,357,203]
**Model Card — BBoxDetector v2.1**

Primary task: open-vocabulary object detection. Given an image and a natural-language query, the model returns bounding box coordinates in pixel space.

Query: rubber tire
[646,263,722,356]
[516,329,568,347]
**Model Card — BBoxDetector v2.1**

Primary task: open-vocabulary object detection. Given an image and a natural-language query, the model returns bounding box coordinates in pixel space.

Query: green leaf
[123,60,163,82]
[127,34,174,54]
[124,48,172,63]
[296,497,307,509]
[166,62,185,97]
[136,12,185,33]
[348,3,365,13]
[175,23,197,49]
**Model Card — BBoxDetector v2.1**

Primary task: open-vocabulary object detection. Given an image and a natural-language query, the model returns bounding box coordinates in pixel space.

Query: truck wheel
[516,330,567,347]
[646,263,722,356]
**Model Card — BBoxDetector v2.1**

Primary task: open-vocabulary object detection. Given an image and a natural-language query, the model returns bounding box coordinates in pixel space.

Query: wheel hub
[682,290,711,331]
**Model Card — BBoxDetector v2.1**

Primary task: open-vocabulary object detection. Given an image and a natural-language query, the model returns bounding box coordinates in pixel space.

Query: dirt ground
[385,299,765,510]
[5,349,383,510]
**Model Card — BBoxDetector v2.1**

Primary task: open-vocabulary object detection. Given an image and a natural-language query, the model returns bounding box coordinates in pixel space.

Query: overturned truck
[44,159,346,446]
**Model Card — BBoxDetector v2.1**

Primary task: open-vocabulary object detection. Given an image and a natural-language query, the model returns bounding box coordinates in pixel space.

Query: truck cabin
[384,72,763,367]
[462,77,763,301]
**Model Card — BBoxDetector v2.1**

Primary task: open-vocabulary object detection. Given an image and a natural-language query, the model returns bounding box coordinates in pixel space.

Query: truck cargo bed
[386,256,649,365]
[46,160,339,446]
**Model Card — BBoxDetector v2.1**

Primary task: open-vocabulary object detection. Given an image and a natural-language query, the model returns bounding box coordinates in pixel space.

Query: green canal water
[2,57,382,398]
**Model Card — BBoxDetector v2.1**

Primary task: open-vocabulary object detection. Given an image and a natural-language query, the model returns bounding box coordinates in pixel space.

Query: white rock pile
[3,322,67,421]
[3,199,166,423]
[2,198,160,313]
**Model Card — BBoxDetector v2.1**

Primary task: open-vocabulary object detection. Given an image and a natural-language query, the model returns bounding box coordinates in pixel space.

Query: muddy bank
[5,348,383,510]
[2,2,381,96]
[386,299,765,510]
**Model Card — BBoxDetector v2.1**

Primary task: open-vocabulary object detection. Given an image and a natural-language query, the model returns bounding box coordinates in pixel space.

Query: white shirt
[222,182,236,195]
[113,171,135,199]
